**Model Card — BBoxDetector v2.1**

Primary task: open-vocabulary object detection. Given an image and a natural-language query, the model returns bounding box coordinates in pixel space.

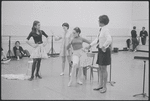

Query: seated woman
[13,41,30,60]
[126,38,131,50]
[1,47,11,63]
[67,27,91,87]
[126,37,140,51]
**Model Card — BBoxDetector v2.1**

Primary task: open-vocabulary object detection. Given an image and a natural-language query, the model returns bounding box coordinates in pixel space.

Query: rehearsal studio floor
[1,46,149,100]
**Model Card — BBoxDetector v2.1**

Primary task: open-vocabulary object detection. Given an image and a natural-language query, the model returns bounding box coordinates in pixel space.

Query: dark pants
[132,38,138,51]
[15,50,30,58]
[141,37,146,45]
[31,58,42,77]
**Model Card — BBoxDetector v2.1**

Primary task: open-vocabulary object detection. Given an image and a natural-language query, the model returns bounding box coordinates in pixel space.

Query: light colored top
[71,37,91,50]
[90,26,112,48]
[55,31,73,48]
[55,30,73,56]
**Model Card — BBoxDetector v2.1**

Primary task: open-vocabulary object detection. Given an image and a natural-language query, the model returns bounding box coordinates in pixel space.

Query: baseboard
[47,53,60,55]
[137,50,149,53]
[92,51,98,53]
[47,53,60,57]
[88,49,148,53]
[92,51,115,53]
[118,50,128,51]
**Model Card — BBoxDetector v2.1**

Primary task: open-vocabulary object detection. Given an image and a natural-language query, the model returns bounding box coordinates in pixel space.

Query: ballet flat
[28,76,34,81]
[35,75,42,79]
[77,81,83,85]
[100,88,107,93]
[93,87,103,90]
[60,73,64,76]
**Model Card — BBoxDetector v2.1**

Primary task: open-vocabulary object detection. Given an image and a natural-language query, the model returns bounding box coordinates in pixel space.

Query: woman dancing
[26,20,49,81]
[86,15,112,93]
[54,23,73,76]
[67,27,91,87]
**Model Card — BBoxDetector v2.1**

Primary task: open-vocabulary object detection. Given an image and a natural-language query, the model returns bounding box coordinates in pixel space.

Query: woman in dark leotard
[26,20,49,81]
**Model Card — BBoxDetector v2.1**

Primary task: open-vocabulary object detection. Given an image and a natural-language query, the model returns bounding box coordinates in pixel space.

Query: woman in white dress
[54,23,73,76]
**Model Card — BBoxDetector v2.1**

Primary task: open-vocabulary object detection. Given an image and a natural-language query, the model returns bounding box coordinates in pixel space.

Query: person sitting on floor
[126,38,131,50]
[13,41,30,60]
[126,36,139,51]
[1,47,11,63]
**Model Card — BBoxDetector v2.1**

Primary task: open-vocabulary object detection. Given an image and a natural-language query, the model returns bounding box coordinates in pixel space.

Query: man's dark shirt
[131,30,137,38]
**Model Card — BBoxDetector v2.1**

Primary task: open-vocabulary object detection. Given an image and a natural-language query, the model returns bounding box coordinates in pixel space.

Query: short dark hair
[133,26,136,29]
[99,15,109,25]
[62,23,69,29]
[74,27,81,34]
[142,27,145,29]
[15,41,20,45]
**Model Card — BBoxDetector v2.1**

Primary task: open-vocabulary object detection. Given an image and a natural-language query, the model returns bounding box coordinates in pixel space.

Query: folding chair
[83,52,100,82]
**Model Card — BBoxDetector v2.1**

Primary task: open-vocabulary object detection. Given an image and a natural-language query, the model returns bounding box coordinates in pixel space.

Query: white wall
[132,1,149,36]
[2,1,133,36]
[2,1,148,53]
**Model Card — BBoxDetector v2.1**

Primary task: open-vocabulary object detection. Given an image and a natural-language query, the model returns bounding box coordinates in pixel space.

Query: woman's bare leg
[102,65,108,88]
[68,55,79,86]
[99,65,104,88]
[60,56,66,76]
[67,55,72,76]
[77,65,83,85]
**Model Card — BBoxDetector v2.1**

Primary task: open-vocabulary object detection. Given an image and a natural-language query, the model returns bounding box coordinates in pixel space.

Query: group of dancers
[26,15,112,93]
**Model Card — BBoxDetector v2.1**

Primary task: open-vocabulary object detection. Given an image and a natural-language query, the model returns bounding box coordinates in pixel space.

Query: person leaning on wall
[140,27,148,45]
[13,41,30,60]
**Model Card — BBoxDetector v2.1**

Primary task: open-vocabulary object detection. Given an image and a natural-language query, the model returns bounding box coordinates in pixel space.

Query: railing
[86,35,132,51]
[1,35,149,57]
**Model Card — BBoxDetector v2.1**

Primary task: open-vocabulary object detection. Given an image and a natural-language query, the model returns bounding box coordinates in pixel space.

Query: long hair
[32,20,42,34]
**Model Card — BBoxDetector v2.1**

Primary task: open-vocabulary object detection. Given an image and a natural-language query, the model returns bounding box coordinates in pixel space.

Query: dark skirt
[96,47,111,66]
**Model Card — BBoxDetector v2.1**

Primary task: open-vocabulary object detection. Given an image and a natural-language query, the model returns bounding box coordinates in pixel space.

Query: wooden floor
[1,51,149,100]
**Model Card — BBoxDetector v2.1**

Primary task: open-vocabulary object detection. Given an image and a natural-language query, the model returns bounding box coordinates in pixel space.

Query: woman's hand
[101,46,106,52]
[85,45,91,50]
[54,35,62,41]
[43,43,47,47]
[82,47,90,52]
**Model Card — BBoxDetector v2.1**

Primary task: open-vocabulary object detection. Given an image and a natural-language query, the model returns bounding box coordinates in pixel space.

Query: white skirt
[30,44,48,59]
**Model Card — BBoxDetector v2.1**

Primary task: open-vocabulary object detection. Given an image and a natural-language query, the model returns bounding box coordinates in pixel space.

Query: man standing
[140,27,148,45]
[131,26,138,52]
